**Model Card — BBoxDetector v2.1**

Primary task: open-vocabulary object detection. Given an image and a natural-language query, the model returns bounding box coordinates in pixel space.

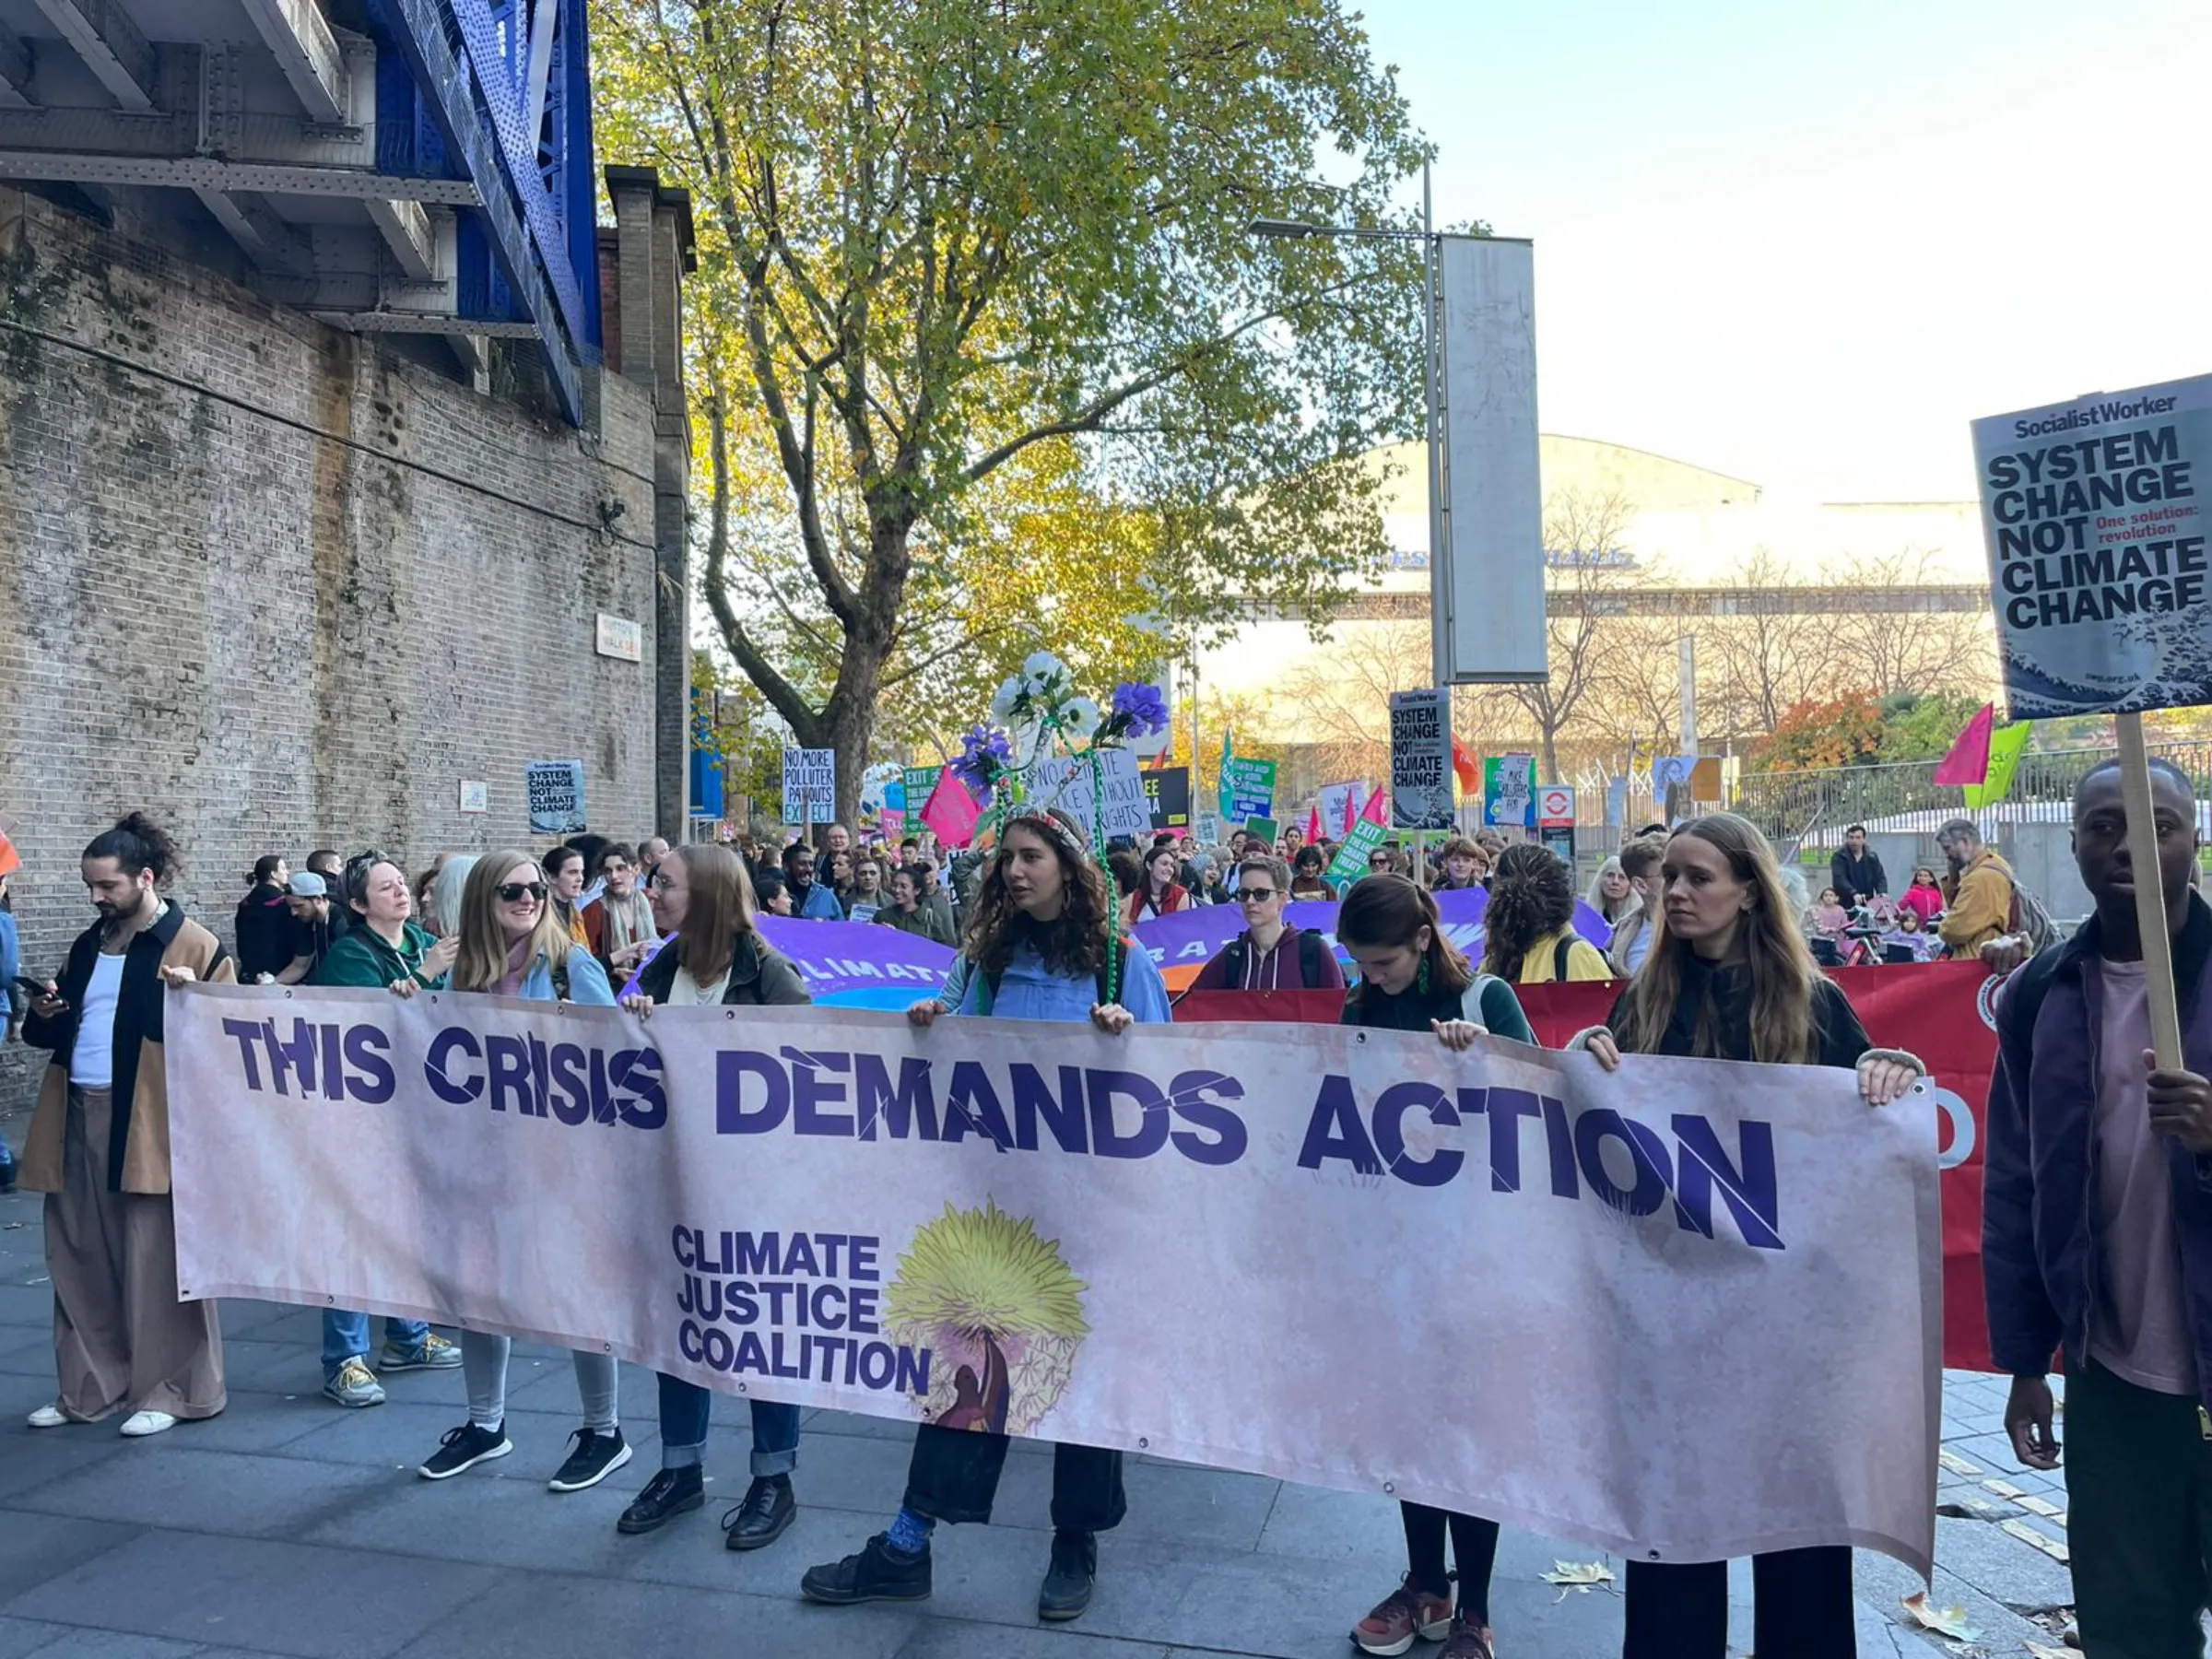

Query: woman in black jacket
[233,855,293,982]
[611,843,812,1553]
[1576,813,1921,1659]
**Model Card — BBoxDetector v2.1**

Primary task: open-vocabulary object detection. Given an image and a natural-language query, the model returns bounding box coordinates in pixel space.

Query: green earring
[1417,959,1431,995]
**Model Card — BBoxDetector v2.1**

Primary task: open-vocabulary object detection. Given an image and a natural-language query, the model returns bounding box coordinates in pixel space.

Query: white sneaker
[119,1410,177,1438]
[27,1403,68,1430]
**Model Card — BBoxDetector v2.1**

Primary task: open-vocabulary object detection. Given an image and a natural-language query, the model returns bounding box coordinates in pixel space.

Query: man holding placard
[1984,759,2212,1652]
[1973,372,2212,1650]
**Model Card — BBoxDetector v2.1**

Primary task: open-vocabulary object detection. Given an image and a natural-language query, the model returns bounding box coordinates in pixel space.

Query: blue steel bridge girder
[368,0,601,425]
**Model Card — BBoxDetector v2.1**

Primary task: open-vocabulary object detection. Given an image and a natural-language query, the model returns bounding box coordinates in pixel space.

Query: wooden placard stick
[2116,712,2184,1068]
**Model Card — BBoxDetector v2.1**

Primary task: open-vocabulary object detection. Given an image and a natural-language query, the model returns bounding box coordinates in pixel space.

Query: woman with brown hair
[613,843,814,1554]
[1121,841,1192,925]
[802,808,1168,1624]
[412,851,627,1493]
[1434,836,1490,891]
[1335,873,1530,1659]
[1576,813,1922,1659]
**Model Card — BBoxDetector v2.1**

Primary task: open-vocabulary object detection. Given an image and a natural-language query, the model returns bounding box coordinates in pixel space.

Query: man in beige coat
[18,813,229,1437]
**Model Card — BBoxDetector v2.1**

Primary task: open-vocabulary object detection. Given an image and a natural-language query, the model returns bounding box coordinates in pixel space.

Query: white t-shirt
[665,965,732,1006]
[70,952,128,1089]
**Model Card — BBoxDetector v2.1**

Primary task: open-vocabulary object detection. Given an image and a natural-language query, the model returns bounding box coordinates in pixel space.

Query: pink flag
[921,767,980,848]
[1361,785,1391,828]
[1932,702,1995,787]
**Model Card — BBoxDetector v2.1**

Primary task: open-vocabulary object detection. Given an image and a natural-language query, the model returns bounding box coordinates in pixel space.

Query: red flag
[0,829,18,879]
[1450,735,1479,794]
[1361,786,1390,828]
[1304,805,1323,845]
[921,767,980,848]
[1933,702,1994,787]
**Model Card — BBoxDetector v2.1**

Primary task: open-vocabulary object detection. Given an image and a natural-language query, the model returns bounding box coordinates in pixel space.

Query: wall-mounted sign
[595,613,643,663]
[458,779,488,815]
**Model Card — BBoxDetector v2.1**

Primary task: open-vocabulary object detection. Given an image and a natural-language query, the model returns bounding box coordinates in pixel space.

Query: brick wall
[0,187,666,1117]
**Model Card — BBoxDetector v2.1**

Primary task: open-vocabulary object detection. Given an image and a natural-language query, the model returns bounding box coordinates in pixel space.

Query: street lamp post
[1249,159,1447,688]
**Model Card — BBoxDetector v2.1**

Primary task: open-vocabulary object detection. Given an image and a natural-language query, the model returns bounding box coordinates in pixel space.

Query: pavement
[0,1154,2082,1659]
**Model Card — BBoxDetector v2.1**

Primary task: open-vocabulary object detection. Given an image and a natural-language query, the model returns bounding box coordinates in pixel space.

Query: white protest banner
[782,747,836,825]
[1972,373,2212,719]
[1389,688,1454,830]
[167,987,1940,1574]
[524,759,586,835]
[1484,754,1535,830]
[1025,748,1152,842]
[1317,782,1359,838]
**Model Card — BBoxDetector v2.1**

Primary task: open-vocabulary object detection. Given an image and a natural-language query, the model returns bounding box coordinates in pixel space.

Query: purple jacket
[1983,894,2212,1408]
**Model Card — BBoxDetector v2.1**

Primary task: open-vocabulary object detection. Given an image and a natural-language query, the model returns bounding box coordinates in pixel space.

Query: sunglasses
[1237,888,1278,903]
[496,882,548,903]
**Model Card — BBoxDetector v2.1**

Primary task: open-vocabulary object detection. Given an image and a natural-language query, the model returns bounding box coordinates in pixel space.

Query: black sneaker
[548,1428,633,1493]
[418,1421,512,1480]
[1038,1528,1097,1621]
[617,1465,703,1535]
[800,1533,933,1605]
[722,1475,796,1551]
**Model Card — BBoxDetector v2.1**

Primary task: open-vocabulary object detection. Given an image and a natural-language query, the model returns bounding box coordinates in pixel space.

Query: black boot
[799,1533,933,1605]
[617,1464,704,1535]
[722,1475,796,1551]
[1038,1528,1097,1621]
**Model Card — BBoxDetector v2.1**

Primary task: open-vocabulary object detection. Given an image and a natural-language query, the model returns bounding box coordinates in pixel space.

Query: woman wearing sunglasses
[411,852,629,1496]
[613,843,814,1553]
[1190,854,1346,991]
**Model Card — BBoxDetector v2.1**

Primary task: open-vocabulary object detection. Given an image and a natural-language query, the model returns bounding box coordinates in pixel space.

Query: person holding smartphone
[18,814,229,1438]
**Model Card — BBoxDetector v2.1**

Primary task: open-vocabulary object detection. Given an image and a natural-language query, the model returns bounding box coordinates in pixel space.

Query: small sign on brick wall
[595,613,643,663]
[458,780,488,815]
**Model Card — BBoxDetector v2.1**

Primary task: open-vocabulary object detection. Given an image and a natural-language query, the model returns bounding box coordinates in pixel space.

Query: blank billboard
[1436,237,1547,683]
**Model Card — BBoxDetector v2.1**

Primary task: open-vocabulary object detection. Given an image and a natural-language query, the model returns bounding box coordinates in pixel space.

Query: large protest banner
[167,987,1939,1572]
[1178,959,1999,1374]
[1972,373,2212,720]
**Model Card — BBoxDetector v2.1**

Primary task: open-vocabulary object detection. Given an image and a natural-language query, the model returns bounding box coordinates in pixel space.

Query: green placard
[1243,816,1278,847]
[1327,818,1386,882]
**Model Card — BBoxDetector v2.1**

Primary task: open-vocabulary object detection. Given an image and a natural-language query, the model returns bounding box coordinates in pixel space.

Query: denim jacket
[1983,894,2212,1409]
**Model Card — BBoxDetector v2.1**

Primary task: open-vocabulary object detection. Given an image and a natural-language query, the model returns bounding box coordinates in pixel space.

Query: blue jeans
[323,1310,430,1381]
[654,1371,799,1477]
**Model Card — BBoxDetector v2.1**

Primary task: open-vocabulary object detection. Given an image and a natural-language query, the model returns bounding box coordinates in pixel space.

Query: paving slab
[0,1530,500,1659]
[0,1513,140,1607]
[8,1445,397,1540]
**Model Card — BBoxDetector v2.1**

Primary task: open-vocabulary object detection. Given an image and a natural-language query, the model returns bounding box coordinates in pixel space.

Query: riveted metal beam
[238,0,348,124]
[31,0,153,111]
[0,23,32,110]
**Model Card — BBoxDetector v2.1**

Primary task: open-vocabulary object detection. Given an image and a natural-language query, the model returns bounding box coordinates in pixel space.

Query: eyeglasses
[1237,888,1278,903]
[1368,857,1390,869]
[496,882,548,903]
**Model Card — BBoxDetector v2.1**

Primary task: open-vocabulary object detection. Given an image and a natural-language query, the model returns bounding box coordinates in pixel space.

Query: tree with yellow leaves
[594,0,1428,823]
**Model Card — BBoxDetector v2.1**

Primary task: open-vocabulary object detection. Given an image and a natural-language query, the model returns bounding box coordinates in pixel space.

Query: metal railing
[1724,741,2212,854]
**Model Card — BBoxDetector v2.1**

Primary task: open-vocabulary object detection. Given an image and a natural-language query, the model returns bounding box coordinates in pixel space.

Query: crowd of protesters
[8,768,2208,1654]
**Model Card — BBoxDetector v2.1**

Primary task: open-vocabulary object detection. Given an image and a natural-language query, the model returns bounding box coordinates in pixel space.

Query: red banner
[1178,960,1999,1371]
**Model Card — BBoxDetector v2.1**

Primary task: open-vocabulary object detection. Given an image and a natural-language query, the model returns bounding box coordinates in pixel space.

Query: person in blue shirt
[782,845,846,921]
[800,807,1168,1623]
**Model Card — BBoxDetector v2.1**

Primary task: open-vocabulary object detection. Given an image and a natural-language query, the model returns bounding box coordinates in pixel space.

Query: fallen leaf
[1900,1592,1983,1642]
[1539,1560,1617,1602]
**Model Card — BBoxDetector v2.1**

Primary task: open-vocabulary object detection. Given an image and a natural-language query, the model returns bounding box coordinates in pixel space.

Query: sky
[1356,0,2212,504]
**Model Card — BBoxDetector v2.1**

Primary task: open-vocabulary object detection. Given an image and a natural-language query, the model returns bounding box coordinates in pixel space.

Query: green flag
[1963,721,2032,809]
[1217,727,1235,818]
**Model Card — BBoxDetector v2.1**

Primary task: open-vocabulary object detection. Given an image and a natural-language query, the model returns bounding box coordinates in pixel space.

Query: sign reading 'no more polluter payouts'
[1973,373,2212,719]
[782,748,836,825]
[164,986,1939,1575]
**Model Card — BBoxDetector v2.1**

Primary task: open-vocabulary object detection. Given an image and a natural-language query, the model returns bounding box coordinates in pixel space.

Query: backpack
[1218,929,1331,990]
[2006,876,2059,953]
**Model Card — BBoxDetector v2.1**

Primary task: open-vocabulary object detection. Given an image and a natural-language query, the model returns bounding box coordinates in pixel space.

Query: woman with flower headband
[800,805,1170,1626]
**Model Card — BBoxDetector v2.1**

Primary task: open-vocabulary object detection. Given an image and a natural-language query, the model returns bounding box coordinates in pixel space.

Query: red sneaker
[1352,1573,1454,1656]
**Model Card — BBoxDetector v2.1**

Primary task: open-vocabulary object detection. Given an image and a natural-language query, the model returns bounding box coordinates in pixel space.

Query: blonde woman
[413,852,627,1493]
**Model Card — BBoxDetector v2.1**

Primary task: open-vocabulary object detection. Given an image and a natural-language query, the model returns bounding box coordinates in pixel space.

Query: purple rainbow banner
[621,920,956,1010]
[1131,887,1614,977]
[754,917,957,1008]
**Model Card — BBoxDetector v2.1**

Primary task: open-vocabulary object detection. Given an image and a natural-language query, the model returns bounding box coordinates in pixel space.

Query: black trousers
[1623,1547,1853,1659]
[2068,1359,2212,1657]
[903,1420,1127,1532]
